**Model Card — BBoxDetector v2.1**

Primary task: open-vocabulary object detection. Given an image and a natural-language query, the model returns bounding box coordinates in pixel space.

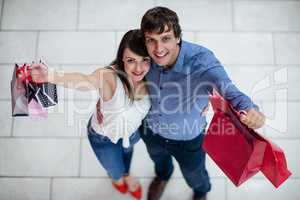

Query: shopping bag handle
[16,63,32,82]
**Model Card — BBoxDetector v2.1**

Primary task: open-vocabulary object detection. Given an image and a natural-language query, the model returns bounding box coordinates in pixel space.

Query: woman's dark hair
[141,6,182,38]
[109,29,149,101]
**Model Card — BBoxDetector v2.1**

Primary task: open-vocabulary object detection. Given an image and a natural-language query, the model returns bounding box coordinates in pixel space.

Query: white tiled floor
[78,0,154,30]
[274,33,300,65]
[38,32,116,64]
[234,1,300,31]
[1,0,299,199]
[2,0,77,30]
[0,32,37,63]
[195,33,274,65]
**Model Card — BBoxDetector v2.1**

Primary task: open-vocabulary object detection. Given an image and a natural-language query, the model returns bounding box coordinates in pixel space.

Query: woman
[31,29,151,199]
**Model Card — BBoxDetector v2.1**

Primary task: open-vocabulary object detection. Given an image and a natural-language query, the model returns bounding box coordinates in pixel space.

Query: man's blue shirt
[144,40,258,140]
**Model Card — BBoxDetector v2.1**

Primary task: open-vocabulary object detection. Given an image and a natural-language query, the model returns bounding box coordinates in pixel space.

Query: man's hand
[239,108,265,129]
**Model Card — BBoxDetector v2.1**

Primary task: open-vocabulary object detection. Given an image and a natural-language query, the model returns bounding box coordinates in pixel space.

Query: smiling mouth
[154,52,168,59]
[132,72,144,76]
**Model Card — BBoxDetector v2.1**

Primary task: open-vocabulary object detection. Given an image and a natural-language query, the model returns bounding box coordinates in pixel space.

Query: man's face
[144,26,180,68]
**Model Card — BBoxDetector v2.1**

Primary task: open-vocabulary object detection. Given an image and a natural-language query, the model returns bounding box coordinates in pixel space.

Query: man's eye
[162,37,171,42]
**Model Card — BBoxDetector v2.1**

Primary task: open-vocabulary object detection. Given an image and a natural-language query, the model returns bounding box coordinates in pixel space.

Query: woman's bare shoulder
[94,67,118,101]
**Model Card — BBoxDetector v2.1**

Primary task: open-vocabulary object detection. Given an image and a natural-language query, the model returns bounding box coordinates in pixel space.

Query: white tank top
[91,75,151,147]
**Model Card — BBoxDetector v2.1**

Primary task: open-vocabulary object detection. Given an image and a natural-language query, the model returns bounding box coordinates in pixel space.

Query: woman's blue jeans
[87,121,140,181]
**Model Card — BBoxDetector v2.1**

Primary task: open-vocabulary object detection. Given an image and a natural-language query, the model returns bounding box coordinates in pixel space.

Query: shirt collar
[153,40,191,75]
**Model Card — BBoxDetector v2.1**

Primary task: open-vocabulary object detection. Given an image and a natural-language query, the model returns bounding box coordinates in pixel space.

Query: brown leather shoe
[147,177,168,200]
[193,194,207,200]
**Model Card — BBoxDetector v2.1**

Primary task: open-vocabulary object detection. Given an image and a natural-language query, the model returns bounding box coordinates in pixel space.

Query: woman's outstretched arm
[30,63,114,91]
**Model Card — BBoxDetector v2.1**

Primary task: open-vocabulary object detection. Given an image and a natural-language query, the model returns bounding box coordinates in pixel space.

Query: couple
[31,7,265,200]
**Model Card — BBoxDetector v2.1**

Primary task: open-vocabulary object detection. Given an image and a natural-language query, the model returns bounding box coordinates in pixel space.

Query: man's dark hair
[141,6,182,38]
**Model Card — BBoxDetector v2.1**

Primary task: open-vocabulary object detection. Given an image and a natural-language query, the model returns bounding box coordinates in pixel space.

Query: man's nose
[155,41,164,52]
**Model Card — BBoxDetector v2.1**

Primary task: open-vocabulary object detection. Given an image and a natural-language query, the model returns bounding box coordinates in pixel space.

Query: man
[139,6,265,200]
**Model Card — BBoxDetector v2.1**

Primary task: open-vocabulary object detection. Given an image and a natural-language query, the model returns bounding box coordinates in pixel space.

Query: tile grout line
[0,62,108,66]
[49,178,53,200]
[0,136,88,139]
[2,63,300,67]
[35,31,40,60]
[231,0,235,32]
[0,176,299,180]
[114,31,118,57]
[3,135,300,140]
[78,137,83,177]
[272,32,277,65]
[10,115,14,137]
[0,29,299,34]
[2,98,300,103]
[0,0,5,30]
[0,29,144,32]
[76,0,81,31]
[235,0,300,2]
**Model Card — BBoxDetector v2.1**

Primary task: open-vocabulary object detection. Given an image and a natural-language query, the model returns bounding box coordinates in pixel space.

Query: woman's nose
[135,63,143,71]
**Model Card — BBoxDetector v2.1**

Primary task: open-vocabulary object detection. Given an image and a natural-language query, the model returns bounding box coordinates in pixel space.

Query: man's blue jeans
[87,121,140,181]
[140,122,211,198]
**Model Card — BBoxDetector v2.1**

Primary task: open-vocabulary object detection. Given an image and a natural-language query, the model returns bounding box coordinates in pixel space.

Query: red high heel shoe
[112,181,128,194]
[129,184,142,200]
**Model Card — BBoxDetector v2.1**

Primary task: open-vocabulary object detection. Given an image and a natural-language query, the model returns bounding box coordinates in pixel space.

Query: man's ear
[176,37,181,44]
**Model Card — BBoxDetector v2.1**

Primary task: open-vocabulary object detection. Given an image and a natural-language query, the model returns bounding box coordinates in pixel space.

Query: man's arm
[200,51,265,129]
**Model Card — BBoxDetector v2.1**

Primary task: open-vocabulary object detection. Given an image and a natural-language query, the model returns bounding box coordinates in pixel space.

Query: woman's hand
[30,63,50,83]
[239,108,265,129]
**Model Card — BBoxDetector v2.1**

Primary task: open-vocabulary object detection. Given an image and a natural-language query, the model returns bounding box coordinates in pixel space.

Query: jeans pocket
[183,134,204,153]
[184,144,201,153]
[88,127,111,144]
[98,134,111,142]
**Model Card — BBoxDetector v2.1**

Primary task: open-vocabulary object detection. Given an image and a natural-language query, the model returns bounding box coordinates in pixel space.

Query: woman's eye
[146,38,154,43]
[143,58,151,63]
[126,59,135,63]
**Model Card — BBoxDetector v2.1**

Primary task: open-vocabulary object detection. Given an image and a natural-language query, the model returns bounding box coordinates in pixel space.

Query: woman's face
[123,48,151,83]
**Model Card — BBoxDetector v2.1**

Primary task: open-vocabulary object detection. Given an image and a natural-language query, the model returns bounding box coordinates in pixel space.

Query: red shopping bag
[11,63,58,118]
[250,131,292,188]
[10,64,30,116]
[203,90,292,188]
[203,90,266,186]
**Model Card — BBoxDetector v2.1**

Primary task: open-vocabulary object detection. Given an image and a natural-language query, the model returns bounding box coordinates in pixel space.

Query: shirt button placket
[158,69,164,112]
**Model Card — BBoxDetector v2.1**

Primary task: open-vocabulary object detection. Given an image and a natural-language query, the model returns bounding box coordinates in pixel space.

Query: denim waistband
[141,125,204,149]
[87,116,140,147]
